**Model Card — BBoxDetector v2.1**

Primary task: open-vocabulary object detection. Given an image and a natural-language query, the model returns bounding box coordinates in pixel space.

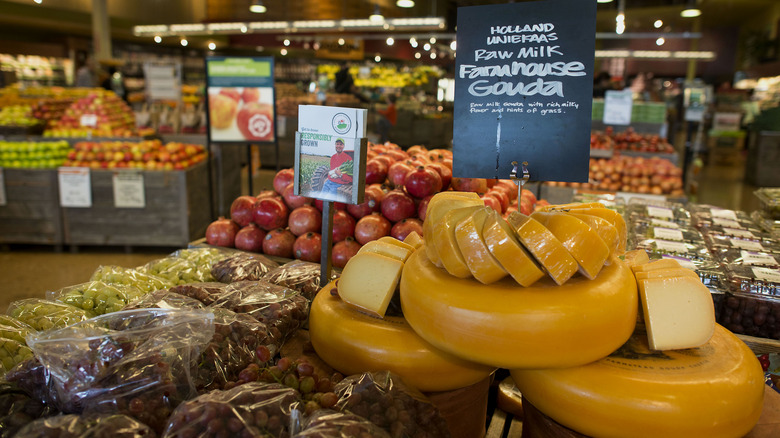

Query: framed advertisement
[205,56,276,143]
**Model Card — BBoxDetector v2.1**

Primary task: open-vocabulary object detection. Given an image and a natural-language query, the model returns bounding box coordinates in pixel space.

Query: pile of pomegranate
[205,143,547,268]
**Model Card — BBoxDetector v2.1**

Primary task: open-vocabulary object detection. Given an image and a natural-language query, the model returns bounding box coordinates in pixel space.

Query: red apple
[417,194,434,222]
[253,197,289,231]
[481,195,502,212]
[365,159,389,185]
[209,93,238,130]
[205,217,239,247]
[262,228,296,258]
[237,102,274,141]
[241,87,260,103]
[230,195,257,227]
[388,160,414,188]
[354,213,392,245]
[404,166,442,199]
[282,182,312,210]
[219,88,241,102]
[332,237,361,269]
[391,218,424,241]
[293,232,322,262]
[451,177,488,193]
[234,223,266,252]
[332,210,356,242]
[288,205,322,236]
[427,162,452,191]
[346,190,382,219]
[273,168,295,195]
[380,189,417,223]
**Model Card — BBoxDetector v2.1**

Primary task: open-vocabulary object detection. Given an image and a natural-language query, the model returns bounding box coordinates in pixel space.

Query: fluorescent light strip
[207,23,248,31]
[293,20,338,28]
[248,21,288,30]
[594,50,715,59]
[170,24,206,32]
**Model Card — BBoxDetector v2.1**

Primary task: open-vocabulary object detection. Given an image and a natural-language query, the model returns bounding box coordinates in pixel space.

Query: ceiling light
[369,5,384,23]
[33,0,42,4]
[410,37,418,48]
[208,42,216,50]
[430,52,437,59]
[656,37,665,46]
[396,0,414,7]
[615,12,625,35]
[375,55,381,62]
[240,25,248,33]
[681,0,701,17]
[153,35,162,43]
[423,42,431,51]
[180,38,188,46]
[249,0,267,13]
[386,37,394,45]
[654,20,663,28]
[313,42,320,50]
[596,0,613,3]
[281,48,288,56]
[415,52,421,59]
[429,37,436,44]
[338,38,345,46]
[450,40,456,51]
[283,39,290,46]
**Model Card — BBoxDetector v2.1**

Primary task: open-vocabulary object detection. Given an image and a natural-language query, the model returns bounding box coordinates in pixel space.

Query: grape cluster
[174,248,233,282]
[50,281,144,317]
[334,371,450,438]
[141,256,206,286]
[210,253,280,283]
[13,413,155,438]
[296,410,392,438]
[4,359,57,408]
[168,283,229,306]
[90,266,172,294]
[121,289,205,312]
[0,322,34,345]
[0,339,34,375]
[162,382,300,438]
[0,383,57,438]
[7,299,89,332]
[262,261,333,301]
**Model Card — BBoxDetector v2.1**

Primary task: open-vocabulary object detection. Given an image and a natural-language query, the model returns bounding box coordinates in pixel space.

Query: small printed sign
[80,114,97,128]
[741,251,777,267]
[753,267,780,284]
[710,208,738,221]
[654,239,689,254]
[646,206,674,220]
[711,217,742,228]
[0,168,6,206]
[730,238,764,251]
[603,90,633,125]
[58,167,92,208]
[651,218,680,229]
[113,172,145,208]
[724,227,755,239]
[653,227,684,242]
[144,63,182,101]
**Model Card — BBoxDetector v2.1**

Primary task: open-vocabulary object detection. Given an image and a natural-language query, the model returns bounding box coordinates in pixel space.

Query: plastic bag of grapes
[167,282,230,306]
[90,266,173,295]
[211,253,280,283]
[13,413,156,438]
[162,381,301,438]
[294,409,391,438]
[6,299,89,332]
[140,257,206,286]
[121,289,205,312]
[0,339,34,377]
[47,281,145,317]
[26,308,215,432]
[333,371,450,438]
[211,281,309,347]
[0,322,35,345]
[262,260,338,301]
[193,308,280,393]
[0,382,59,438]
[4,359,58,409]
[173,247,236,282]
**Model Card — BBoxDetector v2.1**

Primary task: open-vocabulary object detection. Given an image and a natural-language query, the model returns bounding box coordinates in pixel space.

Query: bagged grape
[211,281,309,346]
[0,323,34,345]
[122,290,205,311]
[4,359,58,408]
[13,413,156,438]
[141,257,206,286]
[211,253,279,283]
[162,382,300,438]
[168,282,229,306]
[6,299,89,332]
[0,316,35,333]
[0,383,58,438]
[47,281,145,317]
[193,308,279,393]
[173,248,235,282]
[26,309,215,432]
[333,371,450,438]
[90,266,172,294]
[295,410,391,438]
[262,261,337,301]
[0,339,33,376]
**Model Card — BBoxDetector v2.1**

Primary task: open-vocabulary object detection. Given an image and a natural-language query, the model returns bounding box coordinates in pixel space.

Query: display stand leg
[247,143,254,196]
[320,201,335,287]
[682,121,695,188]
[274,137,281,171]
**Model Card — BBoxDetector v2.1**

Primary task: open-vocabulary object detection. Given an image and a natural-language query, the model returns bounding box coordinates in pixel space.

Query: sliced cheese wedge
[559,207,627,253]
[403,231,423,249]
[634,268,699,281]
[538,201,606,211]
[423,192,483,267]
[531,211,610,280]
[631,258,682,274]
[454,207,508,284]
[638,275,715,350]
[338,252,404,318]
[622,249,651,267]
[506,212,579,285]
[378,236,415,252]
[569,212,619,258]
[358,240,412,262]
[433,205,483,278]
[483,210,545,287]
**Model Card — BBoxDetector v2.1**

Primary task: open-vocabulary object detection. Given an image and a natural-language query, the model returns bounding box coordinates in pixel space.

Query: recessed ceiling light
[180,38,188,46]
[654,20,663,28]
[369,5,384,23]
[396,0,414,8]
[208,42,216,50]
[249,0,266,13]
[153,36,162,43]
[386,37,394,46]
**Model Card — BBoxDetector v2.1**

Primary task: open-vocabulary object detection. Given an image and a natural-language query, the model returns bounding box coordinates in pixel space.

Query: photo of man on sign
[298,136,356,204]
[323,138,353,196]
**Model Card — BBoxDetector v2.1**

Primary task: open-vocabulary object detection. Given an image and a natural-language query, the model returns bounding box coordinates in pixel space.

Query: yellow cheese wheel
[309,282,496,392]
[454,207,508,284]
[530,211,610,280]
[423,192,483,267]
[549,206,627,253]
[506,212,579,285]
[496,376,524,418]
[400,249,638,369]
[511,324,764,438]
[483,211,545,287]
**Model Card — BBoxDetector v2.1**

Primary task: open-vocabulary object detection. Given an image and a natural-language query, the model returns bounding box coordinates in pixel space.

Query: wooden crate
[61,162,211,247]
[0,168,63,245]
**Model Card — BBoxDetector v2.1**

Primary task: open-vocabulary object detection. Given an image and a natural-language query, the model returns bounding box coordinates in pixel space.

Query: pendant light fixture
[369,5,385,23]
[680,0,701,17]
[250,0,267,14]
[396,0,415,7]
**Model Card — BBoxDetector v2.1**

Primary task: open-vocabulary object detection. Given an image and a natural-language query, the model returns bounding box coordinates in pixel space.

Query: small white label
[655,239,689,254]
[712,217,742,228]
[730,239,764,251]
[58,167,92,207]
[724,227,755,239]
[661,255,698,271]
[711,208,738,221]
[752,267,780,283]
[603,90,633,125]
[0,168,6,206]
[79,114,98,127]
[741,251,778,266]
[646,206,674,220]
[651,218,680,229]
[653,227,684,241]
[112,172,145,208]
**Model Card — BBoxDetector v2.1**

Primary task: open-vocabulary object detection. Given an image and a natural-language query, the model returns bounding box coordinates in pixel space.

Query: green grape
[90,266,172,293]
[141,257,203,286]
[7,299,89,332]
[0,324,33,344]
[0,338,33,375]
[0,316,35,333]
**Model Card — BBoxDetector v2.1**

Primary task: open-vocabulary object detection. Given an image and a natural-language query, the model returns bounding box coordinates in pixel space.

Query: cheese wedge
[638,275,715,350]
[358,240,412,262]
[506,212,579,285]
[538,201,606,211]
[483,211,545,287]
[623,249,650,267]
[433,205,483,278]
[559,207,627,253]
[454,207,508,284]
[569,213,619,258]
[634,268,698,281]
[531,211,610,280]
[631,258,681,274]
[378,236,415,252]
[423,192,483,267]
[338,252,404,318]
[403,231,423,249]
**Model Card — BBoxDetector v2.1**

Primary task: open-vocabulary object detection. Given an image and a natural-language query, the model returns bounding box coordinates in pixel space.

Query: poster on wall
[453,0,597,182]
[206,56,276,143]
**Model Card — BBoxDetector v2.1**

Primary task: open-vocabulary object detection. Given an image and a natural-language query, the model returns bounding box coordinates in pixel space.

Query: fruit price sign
[603,90,633,126]
[206,56,276,143]
[58,167,91,208]
[112,171,145,208]
[453,0,596,182]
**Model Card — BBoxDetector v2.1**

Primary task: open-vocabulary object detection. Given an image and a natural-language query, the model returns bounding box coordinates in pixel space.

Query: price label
[730,239,764,251]
[646,206,674,220]
[651,218,679,229]
[58,167,92,207]
[724,227,755,239]
[653,227,684,242]
[80,114,98,127]
[741,251,778,267]
[0,168,6,206]
[603,90,633,125]
[752,267,780,284]
[710,208,738,221]
[112,172,145,208]
[712,217,742,228]
[654,239,689,254]
[661,255,697,271]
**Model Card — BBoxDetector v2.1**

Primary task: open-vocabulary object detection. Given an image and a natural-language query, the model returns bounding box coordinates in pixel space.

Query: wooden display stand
[0,168,63,246]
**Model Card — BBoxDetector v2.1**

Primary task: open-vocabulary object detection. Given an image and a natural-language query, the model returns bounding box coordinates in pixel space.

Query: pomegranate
[427,162,452,191]
[372,155,395,169]
[404,166,442,199]
[380,189,417,223]
[347,189,382,219]
[262,228,296,258]
[451,177,488,193]
[253,197,289,231]
[391,218,424,241]
[486,189,509,213]
[234,223,266,252]
[417,194,434,222]
[294,232,322,262]
[366,184,387,202]
[332,210,357,242]
[481,195,502,213]
[354,213,392,245]
[332,237,361,269]
[388,161,414,188]
[230,195,257,227]
[365,159,389,185]
[272,168,295,194]
[288,205,322,236]
[255,189,276,199]
[205,217,239,247]
[281,182,312,210]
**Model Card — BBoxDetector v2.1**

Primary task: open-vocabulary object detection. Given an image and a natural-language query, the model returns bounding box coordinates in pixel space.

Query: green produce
[50,281,145,316]
[174,247,232,281]
[141,256,204,285]
[7,299,89,332]
[0,140,70,168]
[90,265,172,294]
[0,338,33,375]
[0,315,36,332]
[0,323,34,344]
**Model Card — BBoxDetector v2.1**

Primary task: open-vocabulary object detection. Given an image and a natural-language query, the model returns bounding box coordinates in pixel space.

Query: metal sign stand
[509,160,530,200]
[320,201,335,288]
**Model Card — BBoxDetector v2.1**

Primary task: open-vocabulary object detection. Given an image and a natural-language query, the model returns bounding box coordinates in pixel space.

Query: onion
[206,217,239,247]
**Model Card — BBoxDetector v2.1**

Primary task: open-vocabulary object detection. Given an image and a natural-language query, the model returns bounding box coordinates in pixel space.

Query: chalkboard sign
[453,0,597,182]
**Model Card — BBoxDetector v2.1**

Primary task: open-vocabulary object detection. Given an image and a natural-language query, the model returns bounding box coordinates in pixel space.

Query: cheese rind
[554,207,627,253]
[402,231,423,249]
[454,207,508,284]
[483,211,545,287]
[622,249,651,267]
[423,192,483,267]
[569,212,620,258]
[634,268,698,281]
[638,275,715,350]
[338,252,404,318]
[531,211,610,280]
[631,258,681,273]
[378,236,415,252]
[506,212,579,285]
[433,205,483,278]
[357,240,412,262]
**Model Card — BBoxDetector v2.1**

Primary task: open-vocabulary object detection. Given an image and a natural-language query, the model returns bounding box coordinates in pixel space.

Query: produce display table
[0,168,63,247]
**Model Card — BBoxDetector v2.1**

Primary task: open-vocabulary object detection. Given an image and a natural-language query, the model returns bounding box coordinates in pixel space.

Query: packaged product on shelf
[121,289,206,311]
[0,321,34,344]
[167,282,229,306]
[296,409,391,438]
[626,202,691,227]
[719,274,780,341]
[6,299,89,332]
[750,210,780,236]
[13,413,155,438]
[90,266,172,294]
[703,224,774,243]
[713,249,780,268]
[630,222,705,245]
[687,204,755,229]
[262,260,338,301]
[172,247,236,282]
[704,233,780,254]
[754,188,780,220]
[4,358,58,409]
[210,253,280,283]
[632,238,713,263]
[161,382,301,438]
[0,382,58,438]
[47,281,145,317]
